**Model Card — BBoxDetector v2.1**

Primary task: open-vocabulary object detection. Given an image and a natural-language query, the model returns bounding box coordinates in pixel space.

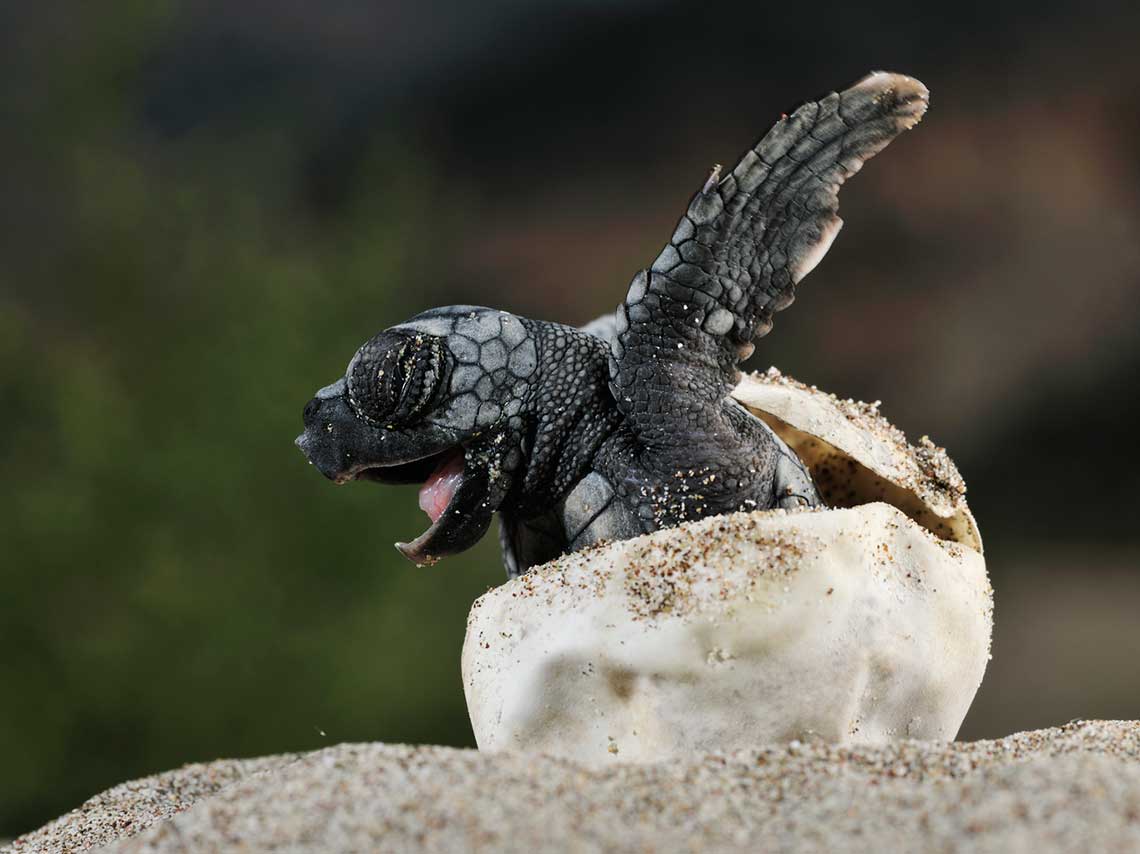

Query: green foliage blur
[0,3,503,835]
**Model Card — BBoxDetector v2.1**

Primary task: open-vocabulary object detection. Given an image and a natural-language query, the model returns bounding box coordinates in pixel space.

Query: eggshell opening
[733,368,982,552]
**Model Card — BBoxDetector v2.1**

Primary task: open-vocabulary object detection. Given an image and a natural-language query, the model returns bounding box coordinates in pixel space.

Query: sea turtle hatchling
[296,71,930,577]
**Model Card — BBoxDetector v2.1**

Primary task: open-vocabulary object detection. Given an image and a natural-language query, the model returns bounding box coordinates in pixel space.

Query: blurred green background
[3,0,1140,838]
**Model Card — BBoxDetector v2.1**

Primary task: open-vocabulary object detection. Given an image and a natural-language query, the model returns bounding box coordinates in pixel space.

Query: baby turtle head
[296,307,539,565]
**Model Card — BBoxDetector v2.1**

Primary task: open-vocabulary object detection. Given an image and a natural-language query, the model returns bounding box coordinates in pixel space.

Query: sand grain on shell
[488,507,822,623]
[6,721,1140,853]
[746,367,968,513]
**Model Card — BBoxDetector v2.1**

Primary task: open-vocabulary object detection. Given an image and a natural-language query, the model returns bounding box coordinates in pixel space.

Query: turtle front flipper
[607,72,928,442]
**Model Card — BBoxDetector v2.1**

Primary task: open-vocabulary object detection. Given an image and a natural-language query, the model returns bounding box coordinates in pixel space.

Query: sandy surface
[5,720,1139,853]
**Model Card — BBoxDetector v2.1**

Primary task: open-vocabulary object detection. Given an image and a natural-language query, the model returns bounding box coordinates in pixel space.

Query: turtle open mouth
[354,446,466,524]
[415,449,466,523]
[352,446,461,490]
[352,445,490,566]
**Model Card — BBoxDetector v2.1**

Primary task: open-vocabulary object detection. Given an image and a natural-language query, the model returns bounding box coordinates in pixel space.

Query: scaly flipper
[608,72,928,443]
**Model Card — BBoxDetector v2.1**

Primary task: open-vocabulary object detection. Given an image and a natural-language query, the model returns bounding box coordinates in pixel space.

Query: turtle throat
[418,448,466,523]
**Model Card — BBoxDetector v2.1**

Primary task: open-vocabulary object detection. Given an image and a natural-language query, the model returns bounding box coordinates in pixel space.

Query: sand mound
[6,721,1139,853]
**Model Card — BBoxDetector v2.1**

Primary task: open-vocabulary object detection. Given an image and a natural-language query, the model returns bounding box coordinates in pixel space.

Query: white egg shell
[732,368,982,551]
[462,371,991,762]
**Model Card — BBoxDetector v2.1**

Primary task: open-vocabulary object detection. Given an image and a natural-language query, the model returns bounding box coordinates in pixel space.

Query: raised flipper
[608,72,928,443]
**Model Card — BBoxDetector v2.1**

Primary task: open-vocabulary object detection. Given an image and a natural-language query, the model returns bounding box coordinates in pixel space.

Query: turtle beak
[295,383,460,484]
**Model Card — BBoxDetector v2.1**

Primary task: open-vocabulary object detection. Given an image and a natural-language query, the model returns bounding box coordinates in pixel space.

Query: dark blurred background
[3,0,1140,837]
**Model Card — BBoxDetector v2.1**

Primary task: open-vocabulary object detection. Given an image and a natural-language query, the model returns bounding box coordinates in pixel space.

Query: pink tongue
[418,451,465,523]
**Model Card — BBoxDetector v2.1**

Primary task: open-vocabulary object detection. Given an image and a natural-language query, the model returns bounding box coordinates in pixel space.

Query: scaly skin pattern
[295,72,929,577]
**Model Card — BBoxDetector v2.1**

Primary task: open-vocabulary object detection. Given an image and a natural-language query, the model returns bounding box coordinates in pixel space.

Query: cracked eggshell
[462,372,991,763]
[732,368,982,551]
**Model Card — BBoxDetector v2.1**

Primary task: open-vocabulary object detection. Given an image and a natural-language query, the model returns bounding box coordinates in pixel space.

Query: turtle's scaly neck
[506,319,624,517]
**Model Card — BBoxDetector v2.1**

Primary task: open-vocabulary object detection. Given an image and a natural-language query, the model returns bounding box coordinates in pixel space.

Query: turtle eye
[346,332,447,427]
